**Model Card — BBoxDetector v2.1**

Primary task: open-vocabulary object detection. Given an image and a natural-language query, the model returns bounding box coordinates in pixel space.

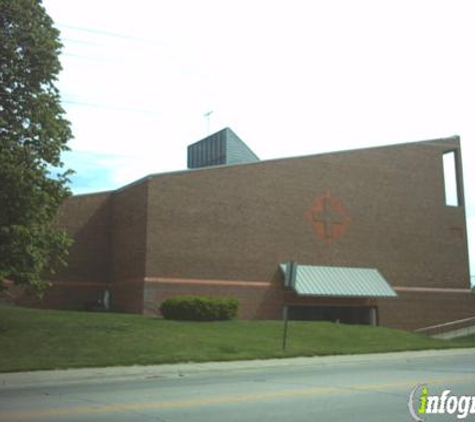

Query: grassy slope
[0,304,474,372]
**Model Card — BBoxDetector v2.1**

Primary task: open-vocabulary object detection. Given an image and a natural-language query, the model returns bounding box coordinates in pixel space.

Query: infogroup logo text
[408,385,475,420]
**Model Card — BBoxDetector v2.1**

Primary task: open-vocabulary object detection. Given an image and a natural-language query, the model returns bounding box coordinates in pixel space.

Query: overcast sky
[43,0,474,281]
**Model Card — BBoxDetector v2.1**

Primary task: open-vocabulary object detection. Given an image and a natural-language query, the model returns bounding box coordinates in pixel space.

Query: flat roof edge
[70,134,461,197]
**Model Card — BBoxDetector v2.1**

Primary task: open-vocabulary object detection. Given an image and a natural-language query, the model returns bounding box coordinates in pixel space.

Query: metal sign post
[282,305,289,352]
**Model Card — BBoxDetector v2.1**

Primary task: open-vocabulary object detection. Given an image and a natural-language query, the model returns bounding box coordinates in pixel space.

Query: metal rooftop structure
[187,127,260,169]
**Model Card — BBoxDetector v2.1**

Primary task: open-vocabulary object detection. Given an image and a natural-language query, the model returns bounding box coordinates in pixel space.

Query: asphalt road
[1,350,475,422]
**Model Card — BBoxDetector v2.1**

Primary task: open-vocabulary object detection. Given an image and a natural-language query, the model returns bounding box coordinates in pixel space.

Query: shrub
[160,296,239,321]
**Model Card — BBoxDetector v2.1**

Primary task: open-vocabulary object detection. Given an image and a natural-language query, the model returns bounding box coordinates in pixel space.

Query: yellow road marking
[1,374,475,421]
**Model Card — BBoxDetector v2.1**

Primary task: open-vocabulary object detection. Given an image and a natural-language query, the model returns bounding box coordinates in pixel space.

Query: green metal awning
[280,263,397,298]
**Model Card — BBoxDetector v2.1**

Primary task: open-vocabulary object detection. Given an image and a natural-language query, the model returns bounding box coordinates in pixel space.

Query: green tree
[0,0,73,295]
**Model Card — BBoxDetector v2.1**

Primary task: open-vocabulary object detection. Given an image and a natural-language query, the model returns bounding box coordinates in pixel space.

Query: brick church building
[16,129,474,330]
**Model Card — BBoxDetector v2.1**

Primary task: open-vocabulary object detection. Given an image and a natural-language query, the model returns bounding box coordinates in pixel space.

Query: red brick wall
[110,181,148,282]
[379,289,475,330]
[53,192,112,283]
[10,282,106,311]
[49,137,472,328]
[143,279,284,319]
[110,279,144,313]
[43,181,149,312]
[29,192,114,310]
[145,138,469,290]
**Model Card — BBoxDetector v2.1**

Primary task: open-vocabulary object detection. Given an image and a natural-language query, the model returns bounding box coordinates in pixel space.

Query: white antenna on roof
[204,110,213,134]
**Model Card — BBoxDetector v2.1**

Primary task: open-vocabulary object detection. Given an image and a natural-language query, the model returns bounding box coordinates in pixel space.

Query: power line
[1,9,138,40]
[61,37,100,47]
[0,95,161,116]
[62,52,119,63]
[57,23,140,41]
[62,99,161,116]
[1,98,161,117]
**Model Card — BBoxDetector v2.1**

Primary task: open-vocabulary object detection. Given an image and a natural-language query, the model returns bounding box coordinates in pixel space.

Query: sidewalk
[1,348,474,390]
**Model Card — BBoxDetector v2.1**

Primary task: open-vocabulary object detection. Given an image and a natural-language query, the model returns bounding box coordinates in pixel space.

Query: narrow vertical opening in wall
[443,151,460,207]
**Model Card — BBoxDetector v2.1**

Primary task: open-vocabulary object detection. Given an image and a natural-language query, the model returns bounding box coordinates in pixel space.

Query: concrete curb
[1,348,474,390]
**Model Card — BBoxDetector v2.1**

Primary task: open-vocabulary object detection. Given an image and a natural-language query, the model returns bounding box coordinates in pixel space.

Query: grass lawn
[1,304,474,373]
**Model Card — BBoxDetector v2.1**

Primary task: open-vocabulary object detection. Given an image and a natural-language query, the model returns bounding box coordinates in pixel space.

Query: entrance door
[288,305,377,325]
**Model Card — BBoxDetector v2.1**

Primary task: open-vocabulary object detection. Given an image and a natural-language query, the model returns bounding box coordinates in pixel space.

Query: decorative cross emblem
[313,196,344,238]
[306,190,350,244]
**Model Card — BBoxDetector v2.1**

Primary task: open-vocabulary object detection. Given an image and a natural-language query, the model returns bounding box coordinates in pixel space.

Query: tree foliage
[0,0,73,295]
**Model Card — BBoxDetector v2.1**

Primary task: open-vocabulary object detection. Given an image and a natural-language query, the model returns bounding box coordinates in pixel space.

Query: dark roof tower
[187,127,259,169]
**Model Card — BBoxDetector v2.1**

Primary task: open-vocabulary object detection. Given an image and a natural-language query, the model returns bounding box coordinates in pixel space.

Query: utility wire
[61,99,161,116]
[0,93,161,116]
[62,52,120,63]
[57,23,140,41]
[61,37,100,46]
[1,10,142,43]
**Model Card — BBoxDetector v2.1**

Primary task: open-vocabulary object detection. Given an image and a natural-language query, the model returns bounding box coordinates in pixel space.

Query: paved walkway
[2,347,475,390]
